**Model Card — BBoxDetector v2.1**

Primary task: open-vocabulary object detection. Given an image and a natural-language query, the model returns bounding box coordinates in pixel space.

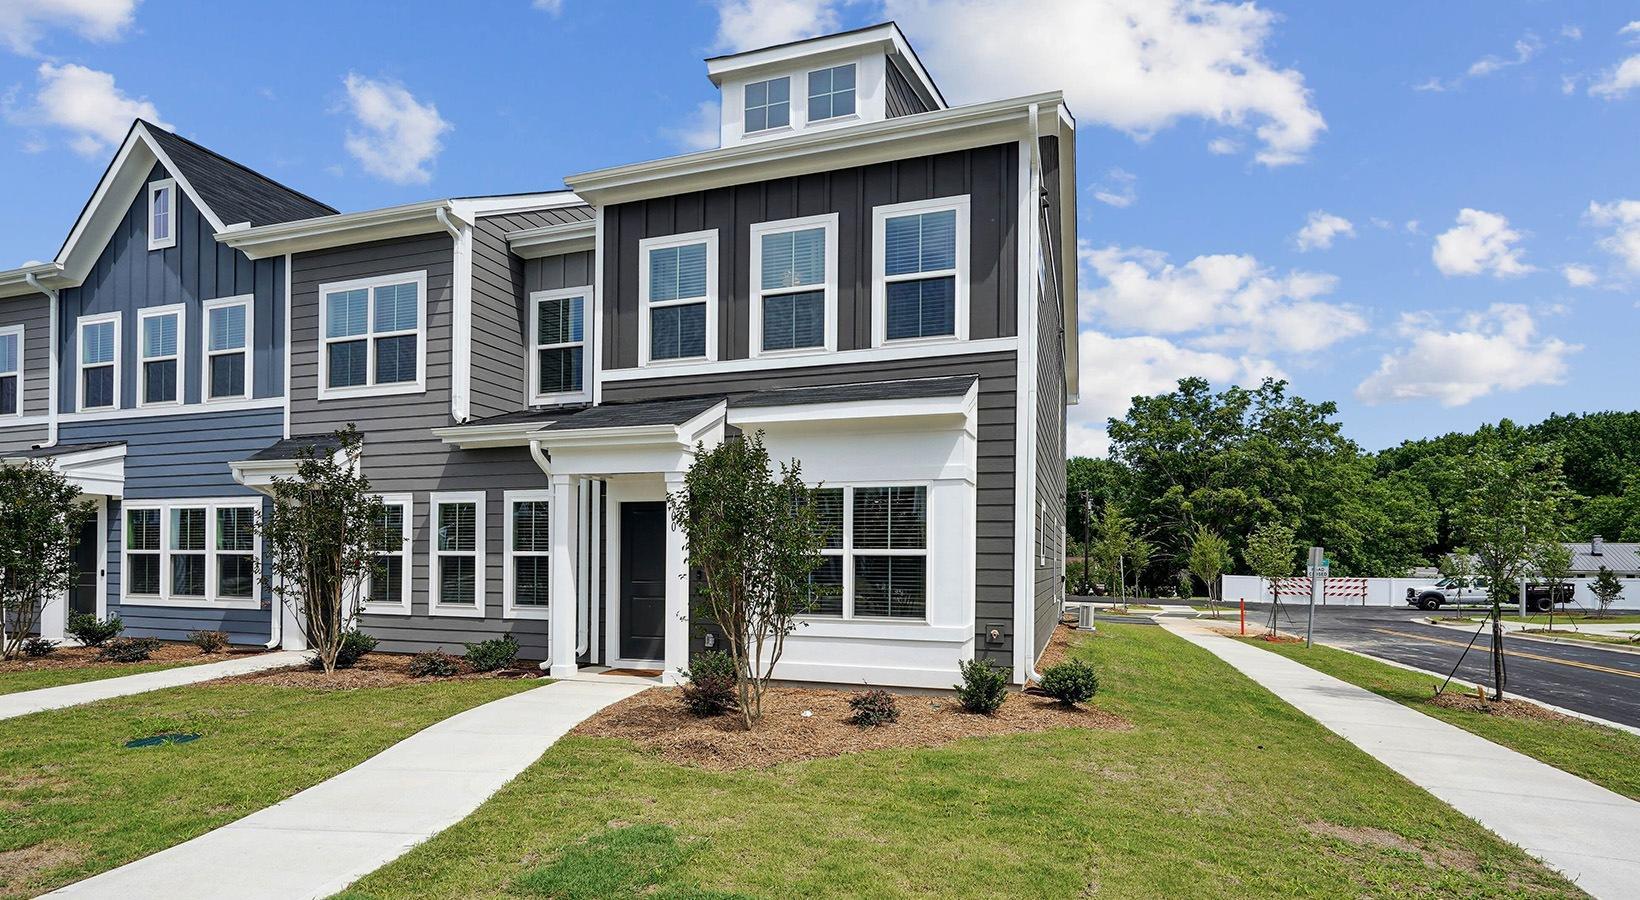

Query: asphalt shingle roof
[143,121,337,227]
[245,435,343,462]
[734,375,977,408]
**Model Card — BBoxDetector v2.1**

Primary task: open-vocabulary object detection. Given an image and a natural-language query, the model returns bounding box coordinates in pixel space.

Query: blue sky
[2,1,1637,456]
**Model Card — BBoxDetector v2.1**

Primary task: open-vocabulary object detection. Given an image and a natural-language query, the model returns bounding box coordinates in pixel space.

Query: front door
[619,502,667,662]
[70,516,99,618]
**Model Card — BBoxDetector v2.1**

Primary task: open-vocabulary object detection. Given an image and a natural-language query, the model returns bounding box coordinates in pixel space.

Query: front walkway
[1159,618,1640,900]
[47,679,648,900]
[0,650,306,721]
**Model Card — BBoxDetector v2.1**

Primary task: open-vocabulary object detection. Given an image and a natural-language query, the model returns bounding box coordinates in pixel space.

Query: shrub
[188,630,229,654]
[408,650,462,678]
[312,629,379,671]
[847,689,900,727]
[23,637,59,657]
[679,650,738,717]
[67,613,123,647]
[463,636,519,672]
[98,637,160,663]
[1039,659,1099,706]
[955,658,1010,715]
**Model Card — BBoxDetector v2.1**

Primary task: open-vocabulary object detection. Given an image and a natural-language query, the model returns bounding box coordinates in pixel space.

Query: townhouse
[0,22,1077,689]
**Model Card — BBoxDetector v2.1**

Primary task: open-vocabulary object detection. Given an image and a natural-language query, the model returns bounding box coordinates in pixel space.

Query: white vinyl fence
[1220,574,1640,611]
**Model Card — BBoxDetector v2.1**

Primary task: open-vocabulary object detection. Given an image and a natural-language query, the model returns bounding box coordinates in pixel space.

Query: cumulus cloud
[1589,22,1640,98]
[341,74,451,185]
[1586,199,1640,273]
[10,62,166,156]
[1091,167,1137,208]
[1293,210,1354,251]
[0,0,138,56]
[1561,264,1598,287]
[661,101,720,152]
[712,0,840,53]
[1355,304,1577,407]
[1431,209,1534,277]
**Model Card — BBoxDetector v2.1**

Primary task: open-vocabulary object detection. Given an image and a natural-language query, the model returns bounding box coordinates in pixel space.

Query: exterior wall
[1032,135,1069,661]
[886,62,933,117]
[0,290,51,451]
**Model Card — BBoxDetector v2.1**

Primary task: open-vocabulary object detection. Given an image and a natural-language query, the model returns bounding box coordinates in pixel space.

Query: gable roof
[141,122,336,228]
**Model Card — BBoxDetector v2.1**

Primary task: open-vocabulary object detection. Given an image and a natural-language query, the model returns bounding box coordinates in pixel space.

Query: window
[215,507,256,599]
[204,296,252,401]
[430,492,484,616]
[138,305,184,407]
[77,313,120,411]
[744,76,790,132]
[122,499,261,607]
[319,272,425,397]
[0,325,20,417]
[530,288,587,402]
[126,508,161,596]
[750,214,837,356]
[806,488,845,616]
[639,231,717,365]
[872,196,970,346]
[148,179,177,251]
[799,485,928,621]
[807,64,856,121]
[504,491,552,619]
[364,495,412,614]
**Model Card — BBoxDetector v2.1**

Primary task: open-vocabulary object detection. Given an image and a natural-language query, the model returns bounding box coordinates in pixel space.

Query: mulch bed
[0,642,248,674]
[219,653,545,691]
[1429,690,1580,724]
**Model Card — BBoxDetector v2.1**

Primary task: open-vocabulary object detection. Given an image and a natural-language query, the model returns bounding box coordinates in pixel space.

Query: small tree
[1437,549,1475,589]
[1128,537,1154,600]
[1590,566,1624,619]
[669,432,826,730]
[1529,540,1573,632]
[1188,526,1232,617]
[1089,502,1135,606]
[0,461,94,660]
[260,426,389,674]
[1244,521,1297,608]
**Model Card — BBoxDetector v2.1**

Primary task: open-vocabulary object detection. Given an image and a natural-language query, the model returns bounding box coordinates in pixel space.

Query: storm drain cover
[123,732,201,749]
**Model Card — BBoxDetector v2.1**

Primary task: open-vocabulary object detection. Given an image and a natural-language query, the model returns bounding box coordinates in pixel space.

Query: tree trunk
[1490,600,1506,702]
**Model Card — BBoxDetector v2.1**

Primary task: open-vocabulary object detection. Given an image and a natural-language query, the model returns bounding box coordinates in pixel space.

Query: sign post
[1307,546,1324,648]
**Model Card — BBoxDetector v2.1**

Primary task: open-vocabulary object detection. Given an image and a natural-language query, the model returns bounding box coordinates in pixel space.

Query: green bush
[408,650,462,678]
[955,657,1010,715]
[23,637,59,657]
[679,650,738,717]
[463,636,519,672]
[188,630,229,654]
[67,613,123,647]
[1039,659,1099,706]
[312,629,378,670]
[847,689,900,727]
[98,637,160,662]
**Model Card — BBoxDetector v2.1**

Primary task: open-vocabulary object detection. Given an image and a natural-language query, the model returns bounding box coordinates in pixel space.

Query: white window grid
[870,195,971,348]
[0,324,21,418]
[429,490,485,617]
[748,213,839,358]
[121,498,262,609]
[317,270,428,400]
[637,230,719,367]
[137,303,185,408]
[148,179,177,251]
[203,295,254,402]
[362,493,413,615]
[76,312,121,412]
[528,286,591,405]
[801,483,930,622]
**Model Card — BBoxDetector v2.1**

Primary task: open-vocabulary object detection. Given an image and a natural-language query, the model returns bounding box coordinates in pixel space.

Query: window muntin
[0,326,20,417]
[126,508,161,596]
[77,314,119,411]
[530,288,586,401]
[138,306,183,406]
[148,179,176,251]
[123,500,260,606]
[744,76,790,132]
[750,214,836,356]
[319,272,425,396]
[215,507,256,599]
[883,209,958,341]
[430,492,484,616]
[205,297,252,401]
[800,485,928,621]
[639,231,717,365]
[364,496,412,614]
[807,64,856,121]
[504,492,552,619]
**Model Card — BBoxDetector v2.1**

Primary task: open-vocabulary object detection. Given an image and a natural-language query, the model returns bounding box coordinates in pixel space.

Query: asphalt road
[1235,603,1640,729]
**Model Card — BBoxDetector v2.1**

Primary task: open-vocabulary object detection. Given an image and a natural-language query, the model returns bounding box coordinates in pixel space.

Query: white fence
[1220,574,1640,611]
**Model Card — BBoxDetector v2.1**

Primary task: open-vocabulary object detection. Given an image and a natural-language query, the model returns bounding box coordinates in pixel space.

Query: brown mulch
[1429,690,1580,724]
[0,642,249,673]
[219,653,546,691]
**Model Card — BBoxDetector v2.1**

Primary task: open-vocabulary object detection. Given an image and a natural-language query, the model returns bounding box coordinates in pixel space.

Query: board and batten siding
[601,143,1019,369]
[886,62,934,118]
[0,291,51,451]
[1032,135,1069,662]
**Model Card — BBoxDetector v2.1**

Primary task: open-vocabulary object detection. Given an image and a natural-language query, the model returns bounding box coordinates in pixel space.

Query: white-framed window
[807,63,857,122]
[138,304,184,407]
[529,287,589,404]
[76,312,120,411]
[503,490,552,620]
[749,214,837,357]
[363,494,412,615]
[429,491,484,617]
[122,498,262,609]
[801,484,928,621]
[148,178,177,251]
[871,195,970,347]
[203,295,253,402]
[744,76,790,132]
[639,230,717,366]
[318,271,426,399]
[0,324,21,418]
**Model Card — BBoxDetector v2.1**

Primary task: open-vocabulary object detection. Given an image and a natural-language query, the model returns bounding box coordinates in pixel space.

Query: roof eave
[508,220,596,259]
[217,200,463,259]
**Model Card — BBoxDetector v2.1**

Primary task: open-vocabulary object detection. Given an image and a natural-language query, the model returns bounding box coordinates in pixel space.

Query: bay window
[801,485,928,621]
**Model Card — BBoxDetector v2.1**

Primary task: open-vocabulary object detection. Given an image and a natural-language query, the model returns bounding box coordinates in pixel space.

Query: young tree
[1529,540,1573,632]
[670,432,827,730]
[1590,566,1625,619]
[0,461,94,659]
[1437,549,1475,589]
[1244,521,1297,607]
[1187,526,1232,617]
[1089,501,1136,606]
[1128,537,1154,600]
[260,426,390,674]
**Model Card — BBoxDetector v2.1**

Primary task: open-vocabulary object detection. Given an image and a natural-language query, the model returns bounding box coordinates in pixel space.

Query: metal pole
[1307,546,1323,648]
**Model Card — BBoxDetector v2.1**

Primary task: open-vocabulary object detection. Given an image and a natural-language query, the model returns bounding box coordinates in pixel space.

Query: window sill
[120,595,263,611]
[135,399,185,410]
[358,602,412,617]
[503,605,551,621]
[639,356,713,369]
[750,345,831,360]
[791,619,969,642]
[528,391,590,408]
[317,382,426,402]
[428,604,485,619]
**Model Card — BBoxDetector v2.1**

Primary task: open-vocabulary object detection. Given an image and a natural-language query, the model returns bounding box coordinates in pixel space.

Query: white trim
[797,483,931,623]
[428,490,485,618]
[202,294,254,403]
[527,286,592,406]
[316,270,428,401]
[509,220,596,258]
[136,303,186,408]
[742,74,794,135]
[361,493,413,616]
[75,311,121,413]
[604,334,1017,382]
[62,395,281,424]
[451,221,473,422]
[705,22,945,111]
[216,200,462,260]
[592,206,605,407]
[0,323,22,419]
[120,497,263,610]
[871,195,970,348]
[502,489,554,620]
[282,253,292,438]
[727,389,974,428]
[1012,137,1039,683]
[748,213,838,358]
[638,229,719,367]
[146,178,178,251]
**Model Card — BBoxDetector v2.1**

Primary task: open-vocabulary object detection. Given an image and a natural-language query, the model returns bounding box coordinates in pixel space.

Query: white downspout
[24,273,59,449]
[1022,104,1045,683]
[436,206,473,424]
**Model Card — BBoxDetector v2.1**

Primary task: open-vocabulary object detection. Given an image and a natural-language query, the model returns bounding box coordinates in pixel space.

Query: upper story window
[640,231,718,365]
[530,287,587,403]
[807,64,856,121]
[77,313,120,411]
[319,271,425,399]
[871,196,970,346]
[204,295,252,401]
[147,179,177,251]
[744,76,790,132]
[138,304,184,407]
[749,214,837,356]
[0,325,21,417]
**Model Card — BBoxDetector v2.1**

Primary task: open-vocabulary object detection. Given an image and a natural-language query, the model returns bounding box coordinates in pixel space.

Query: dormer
[706,22,947,149]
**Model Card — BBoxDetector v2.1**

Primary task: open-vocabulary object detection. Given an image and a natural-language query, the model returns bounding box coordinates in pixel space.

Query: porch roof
[3,441,127,497]
[243,434,342,461]
[734,375,977,408]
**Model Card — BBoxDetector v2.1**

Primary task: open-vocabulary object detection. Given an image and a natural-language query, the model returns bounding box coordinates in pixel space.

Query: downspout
[436,206,472,424]
[528,437,591,671]
[24,273,58,449]
[1022,103,1045,683]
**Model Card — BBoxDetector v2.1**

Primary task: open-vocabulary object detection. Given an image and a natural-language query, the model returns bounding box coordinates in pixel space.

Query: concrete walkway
[48,678,648,900]
[1159,619,1640,899]
[0,651,306,721]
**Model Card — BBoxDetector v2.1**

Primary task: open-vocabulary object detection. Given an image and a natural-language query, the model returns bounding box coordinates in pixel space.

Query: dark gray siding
[886,61,934,118]
[1033,136,1068,661]
[0,291,51,451]
[601,143,1019,368]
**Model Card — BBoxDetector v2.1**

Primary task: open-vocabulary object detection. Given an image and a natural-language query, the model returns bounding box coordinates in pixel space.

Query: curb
[1420,617,1640,657]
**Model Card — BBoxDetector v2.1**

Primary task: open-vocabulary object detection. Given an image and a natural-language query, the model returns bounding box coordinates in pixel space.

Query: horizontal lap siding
[0,291,50,450]
[1033,136,1068,662]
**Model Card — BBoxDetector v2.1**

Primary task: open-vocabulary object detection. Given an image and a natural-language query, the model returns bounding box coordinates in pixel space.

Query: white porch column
[662,471,689,686]
[548,473,581,678]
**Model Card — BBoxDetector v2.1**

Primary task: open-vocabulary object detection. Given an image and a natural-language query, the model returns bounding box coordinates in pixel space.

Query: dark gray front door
[70,516,98,617]
[619,502,666,662]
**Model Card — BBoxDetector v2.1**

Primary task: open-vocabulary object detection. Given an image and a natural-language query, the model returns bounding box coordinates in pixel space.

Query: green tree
[1187,526,1232,617]
[0,461,94,659]
[1128,537,1154,599]
[1529,540,1574,631]
[1590,566,1625,619]
[1244,521,1297,606]
[1089,502,1136,606]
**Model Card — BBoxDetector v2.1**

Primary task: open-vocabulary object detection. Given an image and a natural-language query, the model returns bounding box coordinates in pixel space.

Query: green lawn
[0,659,202,696]
[337,625,1577,899]
[1501,613,1640,625]
[1243,638,1640,801]
[0,678,541,898]
[1518,628,1638,646]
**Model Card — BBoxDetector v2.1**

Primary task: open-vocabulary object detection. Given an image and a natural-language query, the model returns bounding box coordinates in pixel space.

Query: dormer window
[744,76,790,132]
[807,64,856,121]
[148,179,177,251]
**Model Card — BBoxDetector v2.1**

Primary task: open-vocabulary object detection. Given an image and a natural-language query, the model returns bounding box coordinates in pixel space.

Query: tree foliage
[1244,520,1297,602]
[1590,566,1625,618]
[1187,526,1232,614]
[0,461,95,660]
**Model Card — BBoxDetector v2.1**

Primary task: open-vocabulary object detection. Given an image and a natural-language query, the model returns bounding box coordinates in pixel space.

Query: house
[0,22,1077,688]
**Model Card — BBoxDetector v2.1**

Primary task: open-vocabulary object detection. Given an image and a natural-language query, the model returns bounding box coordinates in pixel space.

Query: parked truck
[1404,578,1572,612]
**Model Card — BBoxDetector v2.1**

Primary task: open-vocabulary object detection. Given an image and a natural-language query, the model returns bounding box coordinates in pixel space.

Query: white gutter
[24,272,59,449]
[1022,103,1045,684]
[436,207,473,423]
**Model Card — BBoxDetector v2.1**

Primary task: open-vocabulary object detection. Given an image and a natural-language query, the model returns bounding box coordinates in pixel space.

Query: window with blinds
[506,494,552,617]
[754,216,833,354]
[643,234,715,363]
[366,499,411,612]
[0,327,19,417]
[122,501,261,605]
[321,273,423,394]
[883,209,958,341]
[78,316,118,410]
[799,485,928,621]
[206,298,251,401]
[532,290,585,398]
[139,307,181,406]
[431,493,484,614]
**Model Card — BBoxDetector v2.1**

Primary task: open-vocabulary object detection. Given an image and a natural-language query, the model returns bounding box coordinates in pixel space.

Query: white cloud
[661,101,720,152]
[1562,24,1583,41]
[1416,33,1542,92]
[1405,219,1422,235]
[1589,22,1640,98]
[1293,210,1354,251]
[531,0,564,13]
[0,0,137,56]
[712,0,840,53]
[1561,264,1598,287]
[883,0,1325,166]
[1355,304,1577,407]
[14,62,166,157]
[340,73,451,185]
[1431,208,1534,277]
[1206,137,1239,155]
[1091,167,1137,208]
[1586,199,1640,273]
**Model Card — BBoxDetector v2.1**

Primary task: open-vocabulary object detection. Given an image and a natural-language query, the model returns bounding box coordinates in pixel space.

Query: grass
[0,677,540,898]
[1517,628,1638,646]
[336,625,1578,899]
[0,659,201,696]
[1501,612,1640,625]
[1242,638,1640,801]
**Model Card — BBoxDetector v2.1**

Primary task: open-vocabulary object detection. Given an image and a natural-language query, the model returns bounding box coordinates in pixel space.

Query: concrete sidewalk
[47,678,648,900]
[1158,619,1640,899]
[0,650,306,721]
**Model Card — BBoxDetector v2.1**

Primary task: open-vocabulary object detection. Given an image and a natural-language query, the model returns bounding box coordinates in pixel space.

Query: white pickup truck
[1405,578,1569,612]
